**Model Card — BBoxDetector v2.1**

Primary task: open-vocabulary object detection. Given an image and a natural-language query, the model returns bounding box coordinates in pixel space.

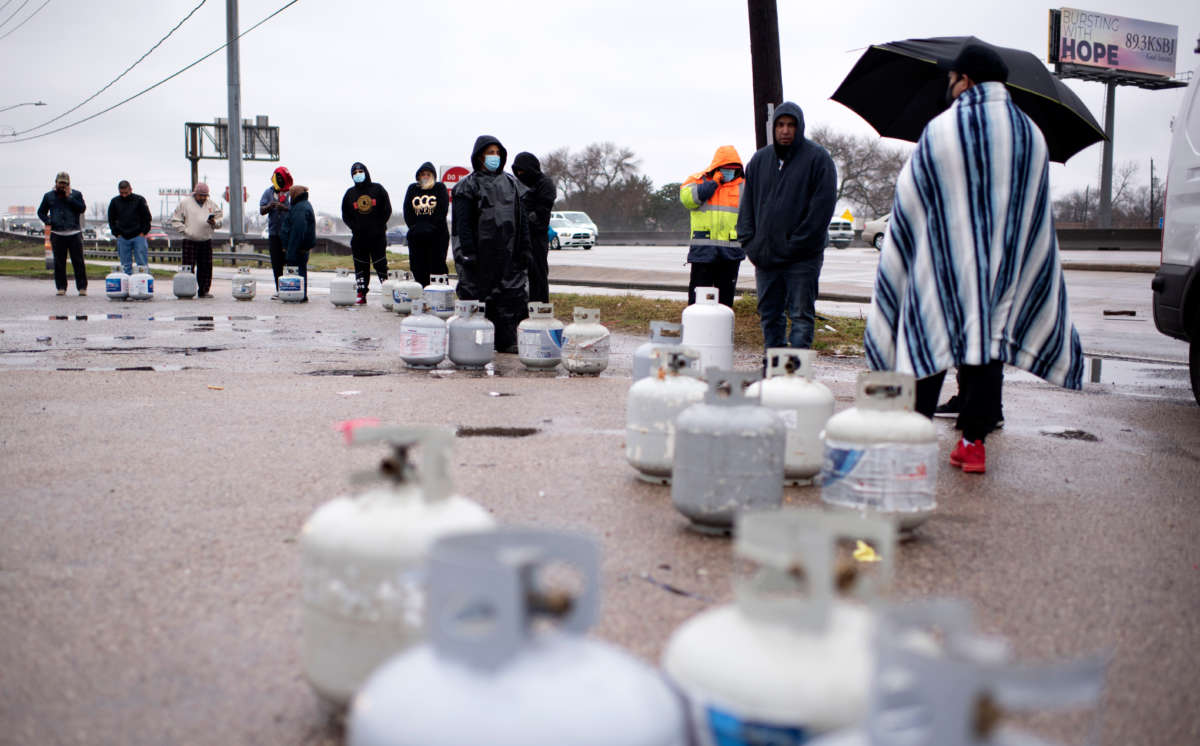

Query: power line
[0,0,30,31]
[0,0,300,145]
[0,1,17,18]
[0,0,52,42]
[14,0,206,134]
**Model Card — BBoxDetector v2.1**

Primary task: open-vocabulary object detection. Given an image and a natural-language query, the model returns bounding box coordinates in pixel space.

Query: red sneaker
[355,292,367,305]
[949,439,986,473]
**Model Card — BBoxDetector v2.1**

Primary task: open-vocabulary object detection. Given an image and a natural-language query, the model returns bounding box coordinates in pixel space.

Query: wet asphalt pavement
[0,275,1197,746]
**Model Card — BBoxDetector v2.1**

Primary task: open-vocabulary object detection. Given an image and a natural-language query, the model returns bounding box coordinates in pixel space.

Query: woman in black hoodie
[402,162,449,287]
[340,161,392,303]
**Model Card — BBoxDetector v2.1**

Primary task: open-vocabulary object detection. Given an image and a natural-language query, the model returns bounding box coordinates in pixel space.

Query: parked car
[551,211,599,244]
[1151,46,1200,405]
[548,223,559,250]
[386,225,408,246]
[26,223,43,236]
[82,227,97,239]
[828,217,854,249]
[146,228,168,242]
[862,212,891,250]
[549,217,594,249]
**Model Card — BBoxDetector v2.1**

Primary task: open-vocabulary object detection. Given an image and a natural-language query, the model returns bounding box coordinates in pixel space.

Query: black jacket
[512,151,556,249]
[281,189,316,259]
[735,101,838,268]
[452,135,531,300]
[340,162,392,238]
[107,193,152,239]
[37,188,86,232]
[402,161,449,242]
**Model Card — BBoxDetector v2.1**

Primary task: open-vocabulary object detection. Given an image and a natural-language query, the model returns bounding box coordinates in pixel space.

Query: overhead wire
[0,0,31,31]
[0,0,53,42]
[0,1,17,18]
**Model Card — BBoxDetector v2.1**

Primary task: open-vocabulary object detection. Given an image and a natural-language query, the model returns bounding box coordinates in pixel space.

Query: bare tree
[541,142,651,229]
[809,125,911,220]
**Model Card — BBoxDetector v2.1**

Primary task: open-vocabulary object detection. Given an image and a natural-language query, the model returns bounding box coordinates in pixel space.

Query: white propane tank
[821,371,938,536]
[300,426,495,707]
[671,371,785,534]
[446,300,495,369]
[517,302,564,370]
[681,287,733,374]
[381,270,401,311]
[330,268,358,306]
[279,265,306,302]
[561,307,610,375]
[231,267,256,300]
[128,265,154,300]
[105,265,129,301]
[173,265,197,298]
[632,321,683,382]
[746,349,835,486]
[662,510,897,744]
[391,271,423,316]
[625,347,707,484]
[348,529,688,746]
[423,274,456,320]
[399,298,447,369]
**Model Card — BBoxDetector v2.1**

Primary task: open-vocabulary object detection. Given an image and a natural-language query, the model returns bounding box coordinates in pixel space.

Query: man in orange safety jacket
[680,145,744,306]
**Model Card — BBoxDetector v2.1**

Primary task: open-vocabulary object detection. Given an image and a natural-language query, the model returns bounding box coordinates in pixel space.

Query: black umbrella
[831,35,1106,163]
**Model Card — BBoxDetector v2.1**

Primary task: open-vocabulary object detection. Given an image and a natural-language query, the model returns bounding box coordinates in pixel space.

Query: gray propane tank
[423,274,456,319]
[632,321,683,382]
[391,271,423,316]
[446,300,495,369]
[671,370,786,533]
[231,267,256,300]
[299,426,495,707]
[173,265,197,298]
[348,529,688,746]
[662,510,897,744]
[380,270,401,311]
[105,265,129,301]
[561,307,610,375]
[625,347,707,484]
[398,298,447,369]
[516,302,564,370]
[821,371,938,536]
[746,349,835,486]
[279,265,306,302]
[128,265,154,300]
[330,268,358,306]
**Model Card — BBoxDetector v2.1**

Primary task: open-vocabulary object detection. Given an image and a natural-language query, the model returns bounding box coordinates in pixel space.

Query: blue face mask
[720,168,737,181]
[483,154,501,172]
[352,172,365,184]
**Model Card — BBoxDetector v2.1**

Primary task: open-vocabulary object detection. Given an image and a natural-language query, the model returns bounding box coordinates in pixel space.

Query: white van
[1152,42,1200,405]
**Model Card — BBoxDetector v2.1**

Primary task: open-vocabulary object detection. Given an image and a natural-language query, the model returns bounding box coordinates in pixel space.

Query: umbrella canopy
[831,36,1106,163]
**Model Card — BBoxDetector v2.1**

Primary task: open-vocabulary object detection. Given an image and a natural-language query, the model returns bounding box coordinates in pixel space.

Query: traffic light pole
[226,0,244,241]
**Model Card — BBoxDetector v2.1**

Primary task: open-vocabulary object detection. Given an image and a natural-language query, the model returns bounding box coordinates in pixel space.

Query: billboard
[1052,8,1178,78]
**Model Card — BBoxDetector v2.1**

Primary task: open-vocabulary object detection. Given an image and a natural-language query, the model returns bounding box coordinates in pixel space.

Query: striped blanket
[864,82,1083,390]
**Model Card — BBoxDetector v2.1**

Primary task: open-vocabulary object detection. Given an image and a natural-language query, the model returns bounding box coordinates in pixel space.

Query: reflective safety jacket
[680,145,745,263]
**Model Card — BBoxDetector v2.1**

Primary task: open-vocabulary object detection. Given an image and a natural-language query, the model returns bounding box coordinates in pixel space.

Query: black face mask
[944,78,959,108]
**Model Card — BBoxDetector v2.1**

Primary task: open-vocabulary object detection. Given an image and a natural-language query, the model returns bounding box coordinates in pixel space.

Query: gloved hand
[711,170,724,185]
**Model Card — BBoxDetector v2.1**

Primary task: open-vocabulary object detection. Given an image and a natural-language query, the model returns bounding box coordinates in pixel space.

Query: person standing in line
[168,182,223,298]
[402,162,449,287]
[864,44,1083,474]
[340,161,392,304]
[452,135,531,353]
[107,180,152,275]
[511,152,556,304]
[37,172,88,296]
[259,166,292,297]
[735,102,837,352]
[681,145,745,307]
[280,184,315,302]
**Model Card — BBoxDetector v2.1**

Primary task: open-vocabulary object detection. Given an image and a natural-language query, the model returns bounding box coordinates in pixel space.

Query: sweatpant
[407,231,449,288]
[268,234,285,290]
[50,232,87,291]
[688,258,741,307]
[527,233,551,304]
[915,360,1004,442]
[351,233,388,293]
[181,239,213,295]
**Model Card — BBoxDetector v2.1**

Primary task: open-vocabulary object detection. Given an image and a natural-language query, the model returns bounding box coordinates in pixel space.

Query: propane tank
[671,371,785,533]
[399,298,447,369]
[821,371,938,536]
[173,265,197,298]
[746,349,835,486]
[279,265,306,302]
[391,271,423,316]
[423,274,456,320]
[446,300,495,369]
[632,321,683,382]
[516,302,564,370]
[681,287,733,375]
[348,529,688,746]
[105,265,129,301]
[300,426,495,707]
[231,267,256,300]
[662,510,897,744]
[381,270,401,311]
[330,268,358,306]
[625,347,707,484]
[128,265,154,300]
[561,307,610,375]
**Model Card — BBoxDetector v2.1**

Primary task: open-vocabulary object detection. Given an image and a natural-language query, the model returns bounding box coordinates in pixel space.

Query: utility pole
[1149,158,1156,226]
[747,0,783,150]
[226,0,244,242]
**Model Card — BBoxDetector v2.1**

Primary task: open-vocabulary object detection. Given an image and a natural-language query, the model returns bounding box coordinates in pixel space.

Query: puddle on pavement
[456,426,540,438]
[55,364,187,372]
[1040,426,1100,441]
[1084,356,1190,388]
[305,369,390,377]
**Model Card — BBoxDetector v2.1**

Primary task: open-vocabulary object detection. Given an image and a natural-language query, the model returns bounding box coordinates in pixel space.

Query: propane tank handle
[765,347,816,380]
[702,369,762,405]
[350,425,454,502]
[572,306,600,323]
[654,346,700,376]
[180,265,193,273]
[649,320,682,343]
[426,529,601,671]
[453,300,480,317]
[429,274,449,286]
[284,265,298,274]
[695,286,719,304]
[856,370,916,412]
[527,301,554,316]
[409,297,430,315]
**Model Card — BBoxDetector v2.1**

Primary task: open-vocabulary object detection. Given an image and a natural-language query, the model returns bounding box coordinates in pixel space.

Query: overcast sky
[1,0,1196,223]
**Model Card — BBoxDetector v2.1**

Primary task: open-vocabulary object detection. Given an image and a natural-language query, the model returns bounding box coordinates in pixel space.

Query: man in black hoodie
[512,152,556,303]
[735,102,837,351]
[402,162,450,287]
[340,161,392,304]
[107,180,152,275]
[452,135,532,353]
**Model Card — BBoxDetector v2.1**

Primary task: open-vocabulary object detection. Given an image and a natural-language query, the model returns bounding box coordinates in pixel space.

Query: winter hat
[55,171,70,185]
[951,43,1009,84]
[194,182,210,196]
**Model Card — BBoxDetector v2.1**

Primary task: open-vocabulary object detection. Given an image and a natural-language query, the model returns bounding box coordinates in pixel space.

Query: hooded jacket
[735,102,838,268]
[402,161,449,241]
[37,188,86,233]
[681,145,745,263]
[280,187,315,259]
[512,152,556,245]
[107,192,152,239]
[340,162,392,238]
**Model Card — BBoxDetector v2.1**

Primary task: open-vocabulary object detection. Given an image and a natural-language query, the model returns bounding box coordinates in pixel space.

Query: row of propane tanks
[302,426,1106,746]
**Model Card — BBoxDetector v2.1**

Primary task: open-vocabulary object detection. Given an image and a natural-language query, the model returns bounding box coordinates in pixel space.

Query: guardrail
[595,227,1164,250]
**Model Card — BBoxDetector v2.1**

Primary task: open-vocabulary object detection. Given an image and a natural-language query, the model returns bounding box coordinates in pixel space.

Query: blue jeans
[116,235,148,274]
[754,254,824,349]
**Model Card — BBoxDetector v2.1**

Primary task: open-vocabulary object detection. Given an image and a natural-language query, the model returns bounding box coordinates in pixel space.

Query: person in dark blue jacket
[37,171,88,295]
[280,184,316,301]
[735,102,837,351]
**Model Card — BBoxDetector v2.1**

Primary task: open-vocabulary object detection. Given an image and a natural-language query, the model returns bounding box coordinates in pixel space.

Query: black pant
[407,230,449,288]
[485,288,530,351]
[350,233,388,293]
[915,360,1004,442]
[181,239,213,295]
[50,233,87,291]
[527,231,550,304]
[688,258,741,307]
[268,234,285,290]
